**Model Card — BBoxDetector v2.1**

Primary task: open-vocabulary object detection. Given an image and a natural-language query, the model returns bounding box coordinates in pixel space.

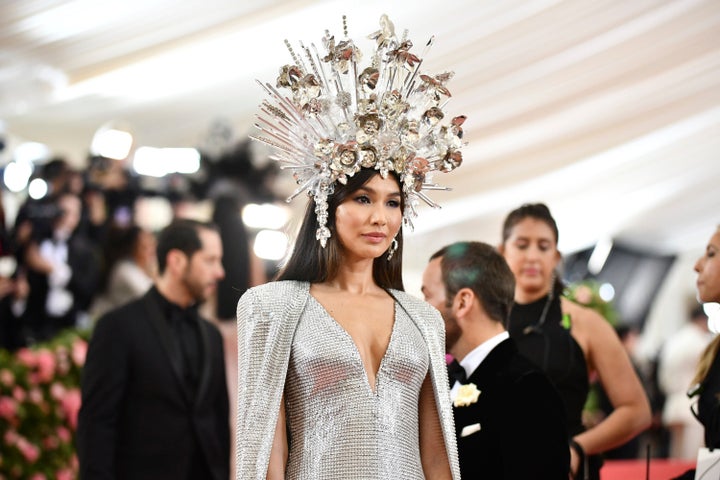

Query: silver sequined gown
[284,296,428,479]
[235,281,460,480]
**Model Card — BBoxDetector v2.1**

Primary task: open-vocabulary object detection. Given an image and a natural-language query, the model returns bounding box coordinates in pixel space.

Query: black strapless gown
[508,294,602,480]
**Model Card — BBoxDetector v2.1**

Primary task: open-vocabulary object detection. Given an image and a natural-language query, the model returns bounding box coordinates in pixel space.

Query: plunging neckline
[308,295,397,395]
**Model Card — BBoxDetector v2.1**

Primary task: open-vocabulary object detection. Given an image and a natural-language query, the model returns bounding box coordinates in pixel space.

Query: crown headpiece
[251,14,466,247]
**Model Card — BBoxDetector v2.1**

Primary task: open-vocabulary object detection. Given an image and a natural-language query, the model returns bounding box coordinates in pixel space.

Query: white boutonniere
[454,383,481,407]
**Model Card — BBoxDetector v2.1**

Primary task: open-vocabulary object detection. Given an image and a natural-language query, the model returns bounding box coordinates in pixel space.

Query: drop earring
[387,237,399,261]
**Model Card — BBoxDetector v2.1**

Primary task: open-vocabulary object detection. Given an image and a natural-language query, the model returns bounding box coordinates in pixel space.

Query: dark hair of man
[501,202,564,297]
[430,241,515,324]
[276,168,404,291]
[156,218,218,275]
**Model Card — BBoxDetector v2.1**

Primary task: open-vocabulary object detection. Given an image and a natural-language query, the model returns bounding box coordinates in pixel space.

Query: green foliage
[564,280,619,326]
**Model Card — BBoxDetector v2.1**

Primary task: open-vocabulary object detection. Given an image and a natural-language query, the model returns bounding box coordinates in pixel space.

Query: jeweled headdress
[251,14,466,247]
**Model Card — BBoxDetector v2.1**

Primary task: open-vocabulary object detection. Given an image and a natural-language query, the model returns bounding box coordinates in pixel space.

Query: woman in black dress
[499,203,651,480]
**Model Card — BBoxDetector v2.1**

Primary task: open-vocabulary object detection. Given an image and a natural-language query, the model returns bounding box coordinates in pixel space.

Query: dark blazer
[77,289,230,480]
[452,337,570,479]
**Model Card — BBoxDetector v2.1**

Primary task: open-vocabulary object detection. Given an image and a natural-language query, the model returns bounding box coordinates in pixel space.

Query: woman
[672,226,720,480]
[499,203,651,480]
[691,226,720,445]
[236,15,464,479]
[89,224,156,320]
[236,169,458,478]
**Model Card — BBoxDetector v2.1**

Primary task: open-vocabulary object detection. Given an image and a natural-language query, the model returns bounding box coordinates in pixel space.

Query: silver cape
[235,280,460,479]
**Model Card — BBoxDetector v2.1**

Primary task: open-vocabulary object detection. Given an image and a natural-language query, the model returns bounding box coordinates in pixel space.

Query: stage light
[242,203,290,230]
[253,230,288,261]
[90,126,134,160]
[3,161,33,192]
[28,178,48,199]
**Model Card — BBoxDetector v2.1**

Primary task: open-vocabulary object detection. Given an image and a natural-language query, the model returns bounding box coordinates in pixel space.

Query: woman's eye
[355,195,370,204]
[387,199,400,208]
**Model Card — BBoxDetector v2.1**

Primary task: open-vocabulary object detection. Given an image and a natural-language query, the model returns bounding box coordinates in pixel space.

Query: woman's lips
[363,233,386,243]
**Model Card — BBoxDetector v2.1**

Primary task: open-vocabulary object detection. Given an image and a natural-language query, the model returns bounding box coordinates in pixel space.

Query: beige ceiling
[1,0,719,279]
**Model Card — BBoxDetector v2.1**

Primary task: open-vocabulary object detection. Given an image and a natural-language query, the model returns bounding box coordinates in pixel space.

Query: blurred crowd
[0,157,152,348]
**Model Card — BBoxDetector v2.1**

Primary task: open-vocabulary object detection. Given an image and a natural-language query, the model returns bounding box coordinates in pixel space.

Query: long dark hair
[501,202,564,297]
[276,168,404,290]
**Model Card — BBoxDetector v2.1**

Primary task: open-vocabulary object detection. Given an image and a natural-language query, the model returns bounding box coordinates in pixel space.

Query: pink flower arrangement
[0,329,89,478]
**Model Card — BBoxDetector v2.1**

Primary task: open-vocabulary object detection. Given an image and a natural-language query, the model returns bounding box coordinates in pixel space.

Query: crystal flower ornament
[250,14,467,247]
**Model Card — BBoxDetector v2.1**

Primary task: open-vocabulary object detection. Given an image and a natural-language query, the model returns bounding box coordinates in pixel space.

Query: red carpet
[602,459,695,480]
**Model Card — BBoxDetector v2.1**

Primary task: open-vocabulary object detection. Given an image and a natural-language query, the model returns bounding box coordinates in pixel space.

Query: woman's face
[500,217,560,300]
[695,228,720,303]
[334,174,402,262]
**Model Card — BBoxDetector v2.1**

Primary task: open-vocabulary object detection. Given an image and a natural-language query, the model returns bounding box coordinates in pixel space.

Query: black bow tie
[448,359,467,386]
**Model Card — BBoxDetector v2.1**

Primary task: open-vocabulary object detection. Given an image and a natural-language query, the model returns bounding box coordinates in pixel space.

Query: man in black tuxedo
[422,241,569,479]
[77,219,230,480]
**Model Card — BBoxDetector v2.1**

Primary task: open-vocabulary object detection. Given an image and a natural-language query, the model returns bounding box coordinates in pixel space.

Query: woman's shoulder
[560,296,622,357]
[561,296,609,328]
[243,280,310,298]
[237,281,310,312]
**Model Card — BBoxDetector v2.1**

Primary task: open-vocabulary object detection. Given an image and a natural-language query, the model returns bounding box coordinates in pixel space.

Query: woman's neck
[515,287,551,305]
[320,259,379,295]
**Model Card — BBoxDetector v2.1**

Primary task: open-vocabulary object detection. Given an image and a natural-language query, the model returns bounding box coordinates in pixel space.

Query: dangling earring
[387,237,399,261]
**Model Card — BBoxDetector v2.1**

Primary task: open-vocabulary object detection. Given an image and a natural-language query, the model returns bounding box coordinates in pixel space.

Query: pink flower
[35,348,56,383]
[29,474,45,480]
[12,386,26,402]
[4,429,19,445]
[56,469,74,480]
[0,396,17,420]
[0,369,14,386]
[15,348,36,367]
[61,388,82,429]
[43,435,60,449]
[28,388,43,404]
[574,285,593,305]
[50,382,66,401]
[72,339,88,366]
[57,426,71,443]
[17,437,40,463]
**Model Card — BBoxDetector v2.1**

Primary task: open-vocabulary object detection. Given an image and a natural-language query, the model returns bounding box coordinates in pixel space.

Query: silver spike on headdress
[251,14,466,247]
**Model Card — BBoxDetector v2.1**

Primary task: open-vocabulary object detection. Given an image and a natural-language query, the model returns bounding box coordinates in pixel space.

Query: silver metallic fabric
[235,281,459,479]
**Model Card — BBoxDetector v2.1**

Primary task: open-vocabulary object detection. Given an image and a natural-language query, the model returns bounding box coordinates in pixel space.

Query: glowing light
[14,142,50,164]
[599,283,615,302]
[242,203,290,230]
[91,128,133,160]
[3,161,33,192]
[132,147,200,177]
[28,178,48,199]
[253,230,288,261]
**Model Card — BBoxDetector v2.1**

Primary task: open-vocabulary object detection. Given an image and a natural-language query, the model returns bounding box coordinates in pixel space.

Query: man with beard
[422,241,569,479]
[78,219,229,480]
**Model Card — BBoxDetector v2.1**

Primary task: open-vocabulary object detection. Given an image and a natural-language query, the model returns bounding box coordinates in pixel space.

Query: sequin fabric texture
[235,281,460,479]
[285,296,428,479]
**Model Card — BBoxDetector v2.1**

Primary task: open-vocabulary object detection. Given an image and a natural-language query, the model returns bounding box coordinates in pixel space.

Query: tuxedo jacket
[77,289,230,480]
[452,338,570,479]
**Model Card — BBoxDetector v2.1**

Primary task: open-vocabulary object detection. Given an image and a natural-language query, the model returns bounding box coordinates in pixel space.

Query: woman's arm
[565,300,651,457]
[418,374,452,480]
[266,396,288,479]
